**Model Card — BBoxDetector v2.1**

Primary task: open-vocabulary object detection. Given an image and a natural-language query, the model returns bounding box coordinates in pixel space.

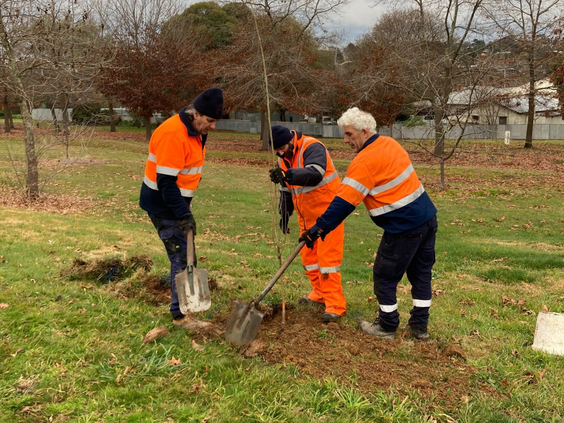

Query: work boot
[321,312,341,323]
[298,297,325,308]
[358,320,396,340]
[404,324,429,341]
[173,315,212,331]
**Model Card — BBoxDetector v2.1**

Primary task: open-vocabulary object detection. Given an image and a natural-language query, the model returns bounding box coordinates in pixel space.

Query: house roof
[447,78,560,115]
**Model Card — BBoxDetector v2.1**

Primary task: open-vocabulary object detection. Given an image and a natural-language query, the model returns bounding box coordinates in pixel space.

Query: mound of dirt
[61,255,153,282]
[233,307,488,411]
[179,301,490,412]
[61,256,219,307]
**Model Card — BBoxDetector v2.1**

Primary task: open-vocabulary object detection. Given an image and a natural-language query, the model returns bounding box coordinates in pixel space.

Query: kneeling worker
[299,108,437,340]
[269,125,346,322]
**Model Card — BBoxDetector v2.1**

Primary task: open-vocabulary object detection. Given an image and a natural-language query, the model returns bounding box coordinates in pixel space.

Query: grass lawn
[1,125,564,422]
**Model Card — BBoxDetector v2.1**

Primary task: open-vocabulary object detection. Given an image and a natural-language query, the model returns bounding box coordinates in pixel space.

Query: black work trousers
[372,215,437,331]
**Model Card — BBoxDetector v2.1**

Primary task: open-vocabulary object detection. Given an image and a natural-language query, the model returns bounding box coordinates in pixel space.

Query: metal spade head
[176,266,211,314]
[225,300,264,346]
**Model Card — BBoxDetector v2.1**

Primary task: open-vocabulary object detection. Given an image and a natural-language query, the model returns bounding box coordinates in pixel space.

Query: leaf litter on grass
[59,254,485,411]
[9,135,558,415]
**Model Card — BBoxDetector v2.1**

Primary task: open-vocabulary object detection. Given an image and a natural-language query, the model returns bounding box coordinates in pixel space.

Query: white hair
[337,107,377,133]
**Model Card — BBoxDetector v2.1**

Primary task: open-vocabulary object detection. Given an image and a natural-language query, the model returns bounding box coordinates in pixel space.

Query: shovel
[225,241,306,346]
[175,228,211,313]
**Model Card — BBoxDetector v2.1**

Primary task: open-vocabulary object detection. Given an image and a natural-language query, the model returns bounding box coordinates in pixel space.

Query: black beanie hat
[194,87,224,119]
[270,125,294,149]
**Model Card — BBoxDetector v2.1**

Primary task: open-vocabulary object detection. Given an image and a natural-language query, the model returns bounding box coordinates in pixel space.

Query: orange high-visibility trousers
[300,221,346,315]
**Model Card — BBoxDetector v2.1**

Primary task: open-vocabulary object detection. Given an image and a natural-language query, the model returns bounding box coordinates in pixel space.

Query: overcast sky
[177,0,387,45]
[327,0,387,43]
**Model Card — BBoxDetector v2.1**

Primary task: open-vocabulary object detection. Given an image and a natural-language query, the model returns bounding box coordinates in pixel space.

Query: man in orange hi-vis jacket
[140,88,223,330]
[299,108,437,340]
[268,125,346,323]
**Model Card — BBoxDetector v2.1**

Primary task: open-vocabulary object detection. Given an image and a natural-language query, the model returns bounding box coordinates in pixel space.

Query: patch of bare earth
[238,307,487,412]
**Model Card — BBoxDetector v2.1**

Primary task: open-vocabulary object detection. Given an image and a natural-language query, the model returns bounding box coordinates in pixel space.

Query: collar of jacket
[179,107,208,147]
[360,133,379,152]
[291,130,303,152]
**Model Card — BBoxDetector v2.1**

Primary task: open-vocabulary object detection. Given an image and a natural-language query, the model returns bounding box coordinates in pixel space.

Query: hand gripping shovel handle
[254,241,306,305]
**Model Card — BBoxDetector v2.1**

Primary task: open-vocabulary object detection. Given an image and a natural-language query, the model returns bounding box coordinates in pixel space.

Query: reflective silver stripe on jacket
[368,185,425,217]
[292,172,337,195]
[149,153,202,176]
[179,188,195,197]
[380,303,398,312]
[306,163,325,176]
[369,164,414,195]
[342,177,370,196]
[143,176,195,198]
[297,137,315,168]
[156,165,180,176]
[143,175,158,190]
[280,186,291,193]
[319,265,340,274]
[413,299,432,307]
[304,263,318,271]
[180,166,203,175]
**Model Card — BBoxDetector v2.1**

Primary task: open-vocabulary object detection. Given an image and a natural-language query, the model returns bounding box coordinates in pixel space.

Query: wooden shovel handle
[186,228,196,267]
[255,241,306,304]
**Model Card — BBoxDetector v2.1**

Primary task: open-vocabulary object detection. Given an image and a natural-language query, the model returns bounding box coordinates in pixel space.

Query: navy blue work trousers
[373,215,437,330]
[150,217,195,319]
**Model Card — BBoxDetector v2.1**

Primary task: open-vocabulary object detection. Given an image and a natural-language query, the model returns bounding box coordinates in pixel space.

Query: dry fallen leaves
[0,303,9,309]
[142,326,170,344]
[192,340,205,351]
[168,357,181,366]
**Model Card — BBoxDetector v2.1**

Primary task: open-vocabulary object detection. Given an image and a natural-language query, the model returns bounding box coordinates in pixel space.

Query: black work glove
[280,214,290,234]
[299,229,321,249]
[269,167,290,184]
[179,213,196,237]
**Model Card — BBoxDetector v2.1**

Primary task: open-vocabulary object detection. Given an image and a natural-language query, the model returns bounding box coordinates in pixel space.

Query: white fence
[32,108,73,121]
[216,119,564,140]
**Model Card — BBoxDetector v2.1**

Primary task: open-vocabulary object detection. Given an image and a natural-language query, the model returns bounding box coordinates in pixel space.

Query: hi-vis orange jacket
[278,132,340,229]
[312,134,436,235]
[139,108,206,219]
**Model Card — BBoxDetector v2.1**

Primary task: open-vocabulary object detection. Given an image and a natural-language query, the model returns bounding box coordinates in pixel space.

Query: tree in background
[483,0,563,149]
[34,13,107,158]
[362,2,495,187]
[0,0,106,199]
[94,0,205,141]
[198,0,347,149]
[333,35,405,128]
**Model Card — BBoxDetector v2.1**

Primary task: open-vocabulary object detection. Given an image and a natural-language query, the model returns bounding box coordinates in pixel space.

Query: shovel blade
[225,300,264,346]
[176,267,211,313]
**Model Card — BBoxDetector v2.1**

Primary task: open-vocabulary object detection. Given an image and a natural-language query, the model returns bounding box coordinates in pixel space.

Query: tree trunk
[260,109,270,151]
[61,95,71,159]
[144,116,152,140]
[433,108,445,157]
[4,98,11,133]
[51,106,60,132]
[524,66,535,149]
[433,107,446,188]
[21,100,39,199]
[109,101,117,132]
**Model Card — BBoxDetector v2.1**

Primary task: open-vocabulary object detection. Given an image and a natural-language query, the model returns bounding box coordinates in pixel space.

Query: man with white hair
[299,107,437,340]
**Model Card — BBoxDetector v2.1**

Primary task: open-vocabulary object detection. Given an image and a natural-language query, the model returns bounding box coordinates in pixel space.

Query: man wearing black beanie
[269,124,347,323]
[140,88,223,330]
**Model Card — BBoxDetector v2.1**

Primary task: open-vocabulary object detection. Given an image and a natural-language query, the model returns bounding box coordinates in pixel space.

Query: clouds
[327,0,387,43]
